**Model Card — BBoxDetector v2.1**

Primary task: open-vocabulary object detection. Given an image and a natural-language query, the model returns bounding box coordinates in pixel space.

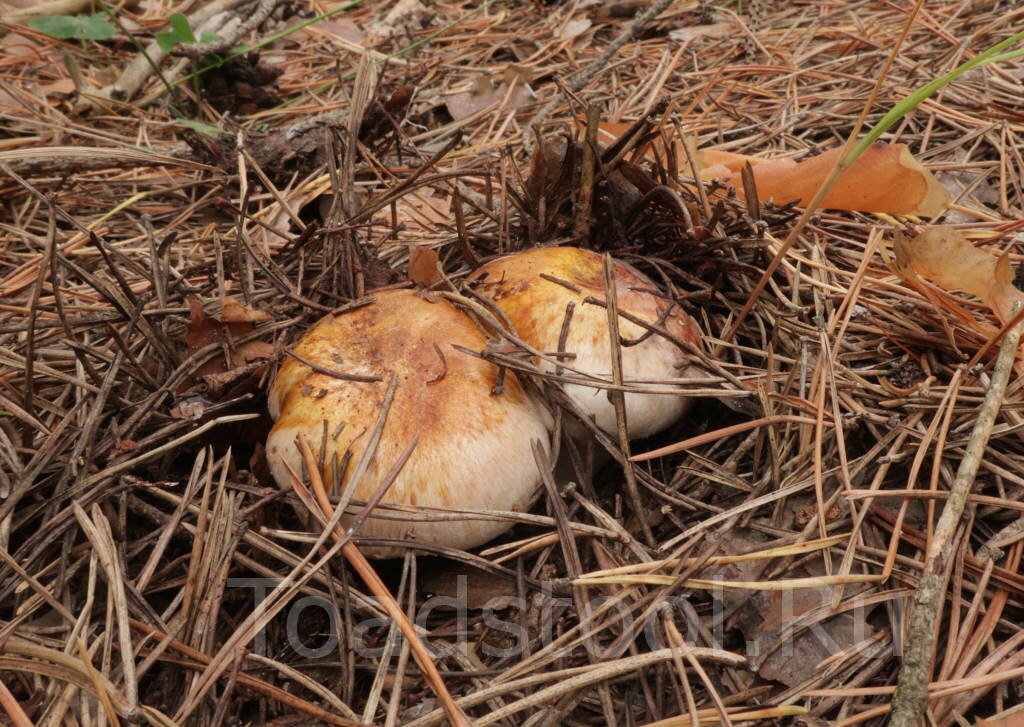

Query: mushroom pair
[267,247,703,555]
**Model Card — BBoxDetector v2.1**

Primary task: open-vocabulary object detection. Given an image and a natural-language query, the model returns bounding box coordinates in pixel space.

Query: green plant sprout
[155,13,219,53]
[175,118,225,136]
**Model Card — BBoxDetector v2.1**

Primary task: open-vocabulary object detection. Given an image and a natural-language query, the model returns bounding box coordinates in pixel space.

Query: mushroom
[267,289,551,556]
[468,246,703,439]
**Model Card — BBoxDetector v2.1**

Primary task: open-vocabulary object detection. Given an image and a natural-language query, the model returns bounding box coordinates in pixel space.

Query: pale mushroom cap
[468,246,704,439]
[267,290,551,556]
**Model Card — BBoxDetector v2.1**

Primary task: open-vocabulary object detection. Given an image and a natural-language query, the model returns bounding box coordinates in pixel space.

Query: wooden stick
[890,305,1023,726]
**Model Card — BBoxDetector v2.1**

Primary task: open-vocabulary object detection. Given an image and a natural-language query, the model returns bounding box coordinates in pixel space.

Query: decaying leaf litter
[2,0,1024,724]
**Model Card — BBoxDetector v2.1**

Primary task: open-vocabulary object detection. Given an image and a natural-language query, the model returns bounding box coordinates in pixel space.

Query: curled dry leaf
[220,295,273,323]
[311,18,365,44]
[974,706,1024,727]
[698,143,950,217]
[445,68,534,122]
[183,296,276,383]
[560,17,592,40]
[175,297,277,416]
[893,226,1024,332]
[668,22,734,43]
[40,78,76,97]
[408,244,442,288]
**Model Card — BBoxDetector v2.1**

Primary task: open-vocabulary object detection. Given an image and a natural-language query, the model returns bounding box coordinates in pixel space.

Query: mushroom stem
[292,437,471,727]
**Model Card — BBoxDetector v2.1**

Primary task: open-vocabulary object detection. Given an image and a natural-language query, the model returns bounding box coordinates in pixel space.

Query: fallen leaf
[220,295,272,323]
[894,226,1024,330]
[700,143,950,216]
[560,18,592,40]
[502,63,532,86]
[291,18,364,46]
[0,86,28,114]
[668,22,734,43]
[232,340,277,365]
[446,72,534,121]
[581,119,949,217]
[419,566,518,609]
[184,297,228,377]
[39,78,76,97]
[0,31,46,59]
[181,296,276,391]
[743,560,881,687]
[408,244,441,287]
[315,18,365,43]
[976,707,1024,727]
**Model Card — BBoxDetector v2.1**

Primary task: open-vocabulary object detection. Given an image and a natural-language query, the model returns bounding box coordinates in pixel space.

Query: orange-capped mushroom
[469,247,704,439]
[267,290,551,556]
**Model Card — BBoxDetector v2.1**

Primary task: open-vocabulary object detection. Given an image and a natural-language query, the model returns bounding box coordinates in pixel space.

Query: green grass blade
[851,29,1024,161]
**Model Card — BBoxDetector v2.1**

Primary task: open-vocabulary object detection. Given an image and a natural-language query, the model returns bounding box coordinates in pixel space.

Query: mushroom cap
[468,246,703,439]
[267,289,551,556]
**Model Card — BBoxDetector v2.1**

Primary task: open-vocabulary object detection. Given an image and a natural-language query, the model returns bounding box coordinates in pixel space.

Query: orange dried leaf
[894,226,1024,328]
[183,297,274,384]
[219,295,272,323]
[668,22,734,42]
[975,708,1024,727]
[702,143,949,216]
[697,148,765,177]
[408,245,442,287]
[446,73,533,122]
[185,298,224,357]
[231,341,278,368]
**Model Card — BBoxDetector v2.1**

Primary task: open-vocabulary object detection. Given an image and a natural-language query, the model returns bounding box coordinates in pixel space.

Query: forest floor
[2,0,1024,725]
